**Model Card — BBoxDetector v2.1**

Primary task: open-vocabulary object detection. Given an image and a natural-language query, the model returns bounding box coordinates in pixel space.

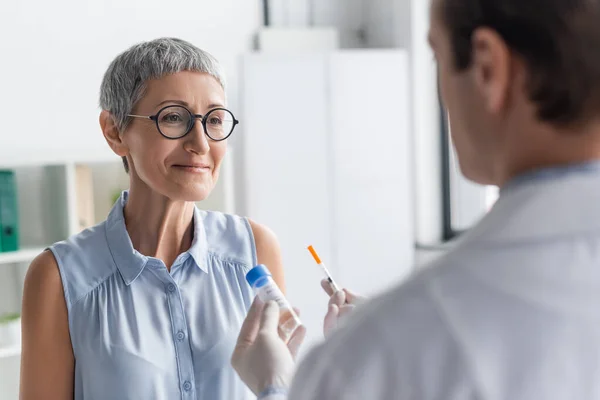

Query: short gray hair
[99,37,226,172]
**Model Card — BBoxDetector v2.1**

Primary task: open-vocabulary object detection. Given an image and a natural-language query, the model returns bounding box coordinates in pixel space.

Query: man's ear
[471,27,512,116]
[99,110,128,157]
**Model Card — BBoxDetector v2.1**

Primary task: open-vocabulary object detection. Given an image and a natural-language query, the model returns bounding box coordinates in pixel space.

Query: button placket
[164,280,196,398]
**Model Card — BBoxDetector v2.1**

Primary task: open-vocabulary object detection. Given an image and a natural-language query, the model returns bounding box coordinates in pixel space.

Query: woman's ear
[99,110,128,157]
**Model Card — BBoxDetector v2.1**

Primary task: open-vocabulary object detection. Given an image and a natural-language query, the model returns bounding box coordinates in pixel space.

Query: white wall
[269,0,364,47]
[0,0,261,164]
[448,141,498,232]
[267,0,411,48]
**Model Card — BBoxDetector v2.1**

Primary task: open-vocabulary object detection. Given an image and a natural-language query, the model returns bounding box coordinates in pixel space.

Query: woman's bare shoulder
[247,219,286,292]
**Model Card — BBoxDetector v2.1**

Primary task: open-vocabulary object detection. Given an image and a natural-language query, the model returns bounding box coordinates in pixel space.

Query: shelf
[0,345,20,359]
[0,149,118,169]
[0,248,44,265]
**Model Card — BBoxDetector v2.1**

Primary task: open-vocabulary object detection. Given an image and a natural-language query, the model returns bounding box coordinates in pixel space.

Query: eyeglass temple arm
[128,114,153,119]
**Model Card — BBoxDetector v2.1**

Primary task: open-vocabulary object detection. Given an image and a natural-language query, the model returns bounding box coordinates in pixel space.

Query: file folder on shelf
[0,170,19,252]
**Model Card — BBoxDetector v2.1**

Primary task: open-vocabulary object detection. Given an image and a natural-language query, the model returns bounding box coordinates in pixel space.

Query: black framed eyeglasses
[128,105,239,141]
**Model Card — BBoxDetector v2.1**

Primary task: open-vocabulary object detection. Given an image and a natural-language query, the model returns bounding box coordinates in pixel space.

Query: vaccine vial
[246,264,302,341]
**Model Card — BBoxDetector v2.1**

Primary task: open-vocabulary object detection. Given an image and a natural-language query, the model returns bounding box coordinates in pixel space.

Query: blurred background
[0,0,498,397]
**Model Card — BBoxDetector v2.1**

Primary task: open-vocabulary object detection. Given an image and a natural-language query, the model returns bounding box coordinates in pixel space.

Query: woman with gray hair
[19,37,285,400]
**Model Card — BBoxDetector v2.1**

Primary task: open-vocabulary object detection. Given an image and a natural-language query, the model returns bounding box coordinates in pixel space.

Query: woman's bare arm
[20,250,74,400]
[248,219,286,294]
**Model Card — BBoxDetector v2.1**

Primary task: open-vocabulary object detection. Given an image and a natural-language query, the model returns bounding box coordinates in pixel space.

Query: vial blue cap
[246,264,272,287]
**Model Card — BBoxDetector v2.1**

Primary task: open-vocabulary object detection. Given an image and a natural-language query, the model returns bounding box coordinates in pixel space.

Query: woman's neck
[123,181,195,271]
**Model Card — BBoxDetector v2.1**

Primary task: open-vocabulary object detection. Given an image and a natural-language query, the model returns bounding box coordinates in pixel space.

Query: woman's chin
[167,185,214,203]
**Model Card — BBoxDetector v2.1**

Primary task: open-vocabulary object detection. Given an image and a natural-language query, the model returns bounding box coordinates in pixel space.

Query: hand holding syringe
[307,245,366,336]
[307,245,341,293]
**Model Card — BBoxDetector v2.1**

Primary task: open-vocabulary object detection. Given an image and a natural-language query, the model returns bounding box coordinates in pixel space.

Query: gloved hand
[321,279,366,337]
[231,297,307,395]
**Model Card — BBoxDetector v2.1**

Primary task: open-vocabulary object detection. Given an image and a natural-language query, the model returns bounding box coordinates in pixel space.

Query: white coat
[289,162,600,400]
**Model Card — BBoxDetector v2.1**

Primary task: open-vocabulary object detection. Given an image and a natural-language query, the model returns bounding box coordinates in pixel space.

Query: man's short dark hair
[441,0,600,125]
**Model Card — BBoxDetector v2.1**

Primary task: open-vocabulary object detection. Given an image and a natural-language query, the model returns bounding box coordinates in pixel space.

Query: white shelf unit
[0,249,45,265]
[0,157,128,400]
[0,346,20,360]
[0,345,20,400]
[0,158,131,320]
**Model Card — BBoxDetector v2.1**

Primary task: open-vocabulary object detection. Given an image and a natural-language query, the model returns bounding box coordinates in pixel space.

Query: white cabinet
[241,50,414,350]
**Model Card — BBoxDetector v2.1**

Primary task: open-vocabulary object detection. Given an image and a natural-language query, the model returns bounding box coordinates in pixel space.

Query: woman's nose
[183,119,210,155]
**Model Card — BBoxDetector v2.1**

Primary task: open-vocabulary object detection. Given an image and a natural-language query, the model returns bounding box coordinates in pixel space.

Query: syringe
[307,245,341,293]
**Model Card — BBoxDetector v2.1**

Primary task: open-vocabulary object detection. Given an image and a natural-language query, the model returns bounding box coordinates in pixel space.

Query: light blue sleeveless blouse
[49,191,256,400]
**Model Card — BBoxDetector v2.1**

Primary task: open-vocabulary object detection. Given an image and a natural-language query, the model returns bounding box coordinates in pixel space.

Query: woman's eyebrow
[155,99,225,110]
[156,99,189,107]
